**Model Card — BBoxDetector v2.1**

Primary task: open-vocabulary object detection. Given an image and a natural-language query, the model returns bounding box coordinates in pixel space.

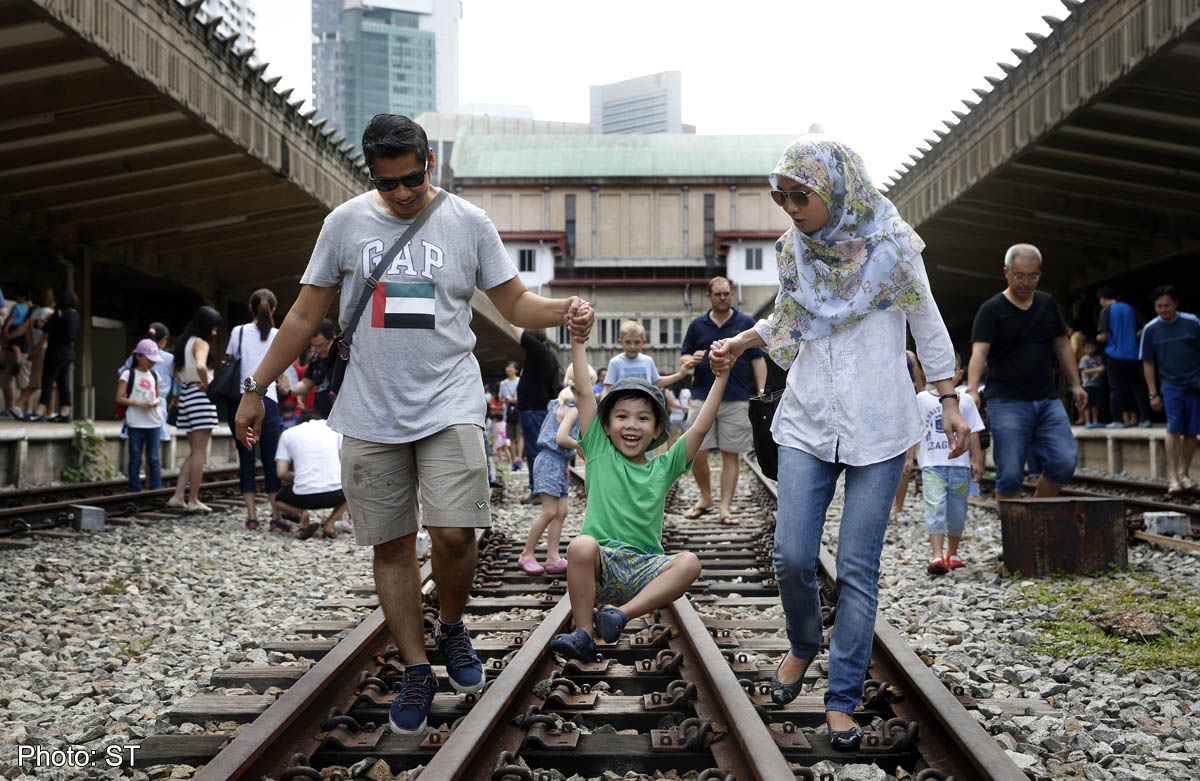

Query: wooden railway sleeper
[643,679,698,710]
[542,675,596,709]
[914,769,956,781]
[518,713,580,750]
[634,648,684,676]
[861,677,903,709]
[648,717,717,752]
[278,753,322,780]
[767,721,814,751]
[721,649,758,674]
[859,716,919,754]
[632,623,673,647]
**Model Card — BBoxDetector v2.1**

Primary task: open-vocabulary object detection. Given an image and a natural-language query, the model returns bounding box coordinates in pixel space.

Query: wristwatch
[1149,391,1160,400]
[243,377,269,396]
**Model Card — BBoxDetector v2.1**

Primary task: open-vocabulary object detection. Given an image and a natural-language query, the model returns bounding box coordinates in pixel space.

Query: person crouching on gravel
[550,304,726,662]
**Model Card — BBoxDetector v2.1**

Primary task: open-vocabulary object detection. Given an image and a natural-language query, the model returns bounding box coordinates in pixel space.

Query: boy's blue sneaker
[550,628,597,662]
[389,663,437,734]
[433,620,485,694]
[593,607,628,644]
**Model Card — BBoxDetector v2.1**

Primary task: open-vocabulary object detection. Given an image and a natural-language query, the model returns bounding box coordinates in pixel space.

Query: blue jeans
[922,465,969,536]
[519,409,547,489]
[774,446,905,714]
[127,426,162,492]
[987,397,1077,494]
[229,397,281,495]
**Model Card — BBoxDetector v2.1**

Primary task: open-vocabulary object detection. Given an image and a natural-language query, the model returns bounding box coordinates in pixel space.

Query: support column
[80,250,94,420]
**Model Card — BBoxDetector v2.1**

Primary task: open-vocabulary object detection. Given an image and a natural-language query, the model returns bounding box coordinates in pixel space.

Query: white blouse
[753,254,956,466]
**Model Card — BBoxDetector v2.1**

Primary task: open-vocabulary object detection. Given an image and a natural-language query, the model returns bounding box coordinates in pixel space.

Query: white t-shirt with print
[916,390,985,469]
[123,368,163,429]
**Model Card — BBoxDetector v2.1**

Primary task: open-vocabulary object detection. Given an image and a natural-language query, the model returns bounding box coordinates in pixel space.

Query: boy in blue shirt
[551,304,728,661]
[602,320,692,395]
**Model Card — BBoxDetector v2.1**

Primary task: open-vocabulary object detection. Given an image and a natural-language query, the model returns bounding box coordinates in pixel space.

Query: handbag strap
[342,189,448,347]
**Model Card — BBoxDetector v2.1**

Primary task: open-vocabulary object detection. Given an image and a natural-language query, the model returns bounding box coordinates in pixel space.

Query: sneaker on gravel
[946,554,966,570]
[334,518,354,534]
[593,607,628,644]
[927,557,948,575]
[245,518,259,530]
[269,517,292,533]
[389,663,437,734]
[433,620,485,694]
[550,628,597,662]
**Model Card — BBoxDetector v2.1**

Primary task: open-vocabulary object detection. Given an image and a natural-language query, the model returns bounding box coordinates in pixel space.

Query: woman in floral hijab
[710,136,970,749]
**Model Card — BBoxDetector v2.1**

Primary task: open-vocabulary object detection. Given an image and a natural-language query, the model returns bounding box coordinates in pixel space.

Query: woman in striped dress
[168,305,222,512]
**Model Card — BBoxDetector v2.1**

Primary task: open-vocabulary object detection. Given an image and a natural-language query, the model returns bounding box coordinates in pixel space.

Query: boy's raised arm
[571,305,597,435]
[683,369,730,465]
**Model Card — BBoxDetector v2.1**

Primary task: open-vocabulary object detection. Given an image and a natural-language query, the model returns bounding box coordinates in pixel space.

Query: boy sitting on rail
[550,304,728,662]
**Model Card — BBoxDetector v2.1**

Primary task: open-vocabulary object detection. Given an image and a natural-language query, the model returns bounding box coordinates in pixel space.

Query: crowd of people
[2,114,1195,750]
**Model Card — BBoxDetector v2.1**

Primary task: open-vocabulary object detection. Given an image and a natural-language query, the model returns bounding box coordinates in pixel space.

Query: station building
[448,132,794,373]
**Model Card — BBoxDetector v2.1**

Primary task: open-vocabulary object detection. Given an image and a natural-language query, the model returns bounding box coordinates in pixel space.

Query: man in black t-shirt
[293,320,336,418]
[967,244,1087,504]
[514,327,561,503]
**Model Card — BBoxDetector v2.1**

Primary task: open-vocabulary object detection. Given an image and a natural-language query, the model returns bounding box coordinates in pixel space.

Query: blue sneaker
[433,620,485,694]
[550,628,597,662]
[593,607,628,644]
[389,663,437,735]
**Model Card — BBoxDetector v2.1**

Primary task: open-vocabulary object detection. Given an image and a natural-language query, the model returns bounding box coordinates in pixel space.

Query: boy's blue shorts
[595,544,677,607]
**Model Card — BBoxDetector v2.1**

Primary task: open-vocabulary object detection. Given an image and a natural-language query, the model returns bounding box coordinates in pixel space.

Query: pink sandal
[518,555,545,575]
[544,558,569,575]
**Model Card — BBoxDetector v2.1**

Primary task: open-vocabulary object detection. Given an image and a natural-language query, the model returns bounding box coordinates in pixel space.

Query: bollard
[998,497,1126,576]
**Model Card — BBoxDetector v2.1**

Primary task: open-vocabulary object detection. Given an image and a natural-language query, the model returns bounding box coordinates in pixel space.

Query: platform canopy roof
[882,0,1200,334]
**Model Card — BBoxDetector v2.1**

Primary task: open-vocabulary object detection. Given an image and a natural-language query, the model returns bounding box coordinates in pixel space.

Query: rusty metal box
[998,497,1126,576]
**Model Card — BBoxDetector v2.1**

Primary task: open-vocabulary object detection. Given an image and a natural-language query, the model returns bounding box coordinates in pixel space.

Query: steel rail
[194,555,436,781]
[417,597,573,779]
[744,455,1027,781]
[0,477,255,533]
[662,597,795,780]
[0,466,242,506]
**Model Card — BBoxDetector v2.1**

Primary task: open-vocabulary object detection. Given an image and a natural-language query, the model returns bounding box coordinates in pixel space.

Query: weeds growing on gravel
[1015,569,1200,670]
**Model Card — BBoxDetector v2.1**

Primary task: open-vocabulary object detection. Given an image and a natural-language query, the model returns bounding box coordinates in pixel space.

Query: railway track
[0,466,261,539]
[130,459,1028,780]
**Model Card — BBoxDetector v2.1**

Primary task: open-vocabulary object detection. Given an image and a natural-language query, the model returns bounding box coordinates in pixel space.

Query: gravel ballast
[2,457,1198,780]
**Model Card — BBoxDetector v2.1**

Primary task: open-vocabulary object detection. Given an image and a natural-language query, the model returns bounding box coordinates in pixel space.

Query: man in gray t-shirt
[235,115,592,736]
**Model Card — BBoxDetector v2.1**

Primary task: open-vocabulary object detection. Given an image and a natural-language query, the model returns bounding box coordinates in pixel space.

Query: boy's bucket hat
[596,377,669,450]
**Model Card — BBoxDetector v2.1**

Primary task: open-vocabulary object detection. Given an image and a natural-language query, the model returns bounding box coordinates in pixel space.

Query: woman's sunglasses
[770,189,817,208]
[371,162,428,192]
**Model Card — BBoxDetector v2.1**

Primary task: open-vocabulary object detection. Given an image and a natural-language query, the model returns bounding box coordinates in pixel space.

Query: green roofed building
[448,130,796,372]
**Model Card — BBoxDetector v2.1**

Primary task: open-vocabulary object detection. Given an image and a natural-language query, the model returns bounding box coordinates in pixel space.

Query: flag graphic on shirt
[371,282,435,329]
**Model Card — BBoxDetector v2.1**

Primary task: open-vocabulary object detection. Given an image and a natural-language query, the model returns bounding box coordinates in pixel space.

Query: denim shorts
[595,544,677,606]
[532,450,570,498]
[922,465,970,536]
[987,397,1077,494]
[1163,387,1200,436]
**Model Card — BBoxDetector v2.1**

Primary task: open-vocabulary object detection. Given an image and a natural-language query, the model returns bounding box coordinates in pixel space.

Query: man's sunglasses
[371,162,428,192]
[770,189,817,208]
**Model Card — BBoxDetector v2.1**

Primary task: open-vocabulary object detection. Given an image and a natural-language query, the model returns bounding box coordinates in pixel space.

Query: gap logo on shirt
[371,282,434,329]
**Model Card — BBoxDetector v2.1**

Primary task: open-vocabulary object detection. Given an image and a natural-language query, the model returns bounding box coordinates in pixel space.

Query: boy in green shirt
[551,304,730,661]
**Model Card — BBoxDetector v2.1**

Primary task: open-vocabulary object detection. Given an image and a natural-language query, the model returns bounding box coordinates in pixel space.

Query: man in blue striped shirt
[1140,285,1200,494]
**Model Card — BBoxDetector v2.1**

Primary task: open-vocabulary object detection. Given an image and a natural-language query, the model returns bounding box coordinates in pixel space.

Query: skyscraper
[589,71,692,135]
[312,0,460,153]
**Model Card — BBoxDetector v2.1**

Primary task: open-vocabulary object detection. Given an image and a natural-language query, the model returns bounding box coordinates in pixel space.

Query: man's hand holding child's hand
[567,301,593,343]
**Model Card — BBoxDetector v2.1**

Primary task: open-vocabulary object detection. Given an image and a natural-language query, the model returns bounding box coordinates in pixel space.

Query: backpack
[116,368,159,421]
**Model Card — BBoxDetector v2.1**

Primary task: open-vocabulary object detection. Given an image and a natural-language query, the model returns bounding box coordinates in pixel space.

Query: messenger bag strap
[341,189,447,347]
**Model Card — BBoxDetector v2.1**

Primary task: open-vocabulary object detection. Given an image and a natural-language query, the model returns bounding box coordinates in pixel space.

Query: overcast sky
[253,0,1075,181]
